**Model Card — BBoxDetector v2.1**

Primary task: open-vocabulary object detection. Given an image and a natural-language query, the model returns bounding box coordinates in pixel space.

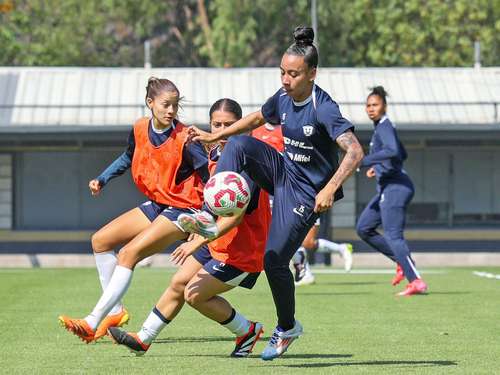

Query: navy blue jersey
[209,145,260,215]
[97,119,209,187]
[360,116,411,186]
[261,85,354,196]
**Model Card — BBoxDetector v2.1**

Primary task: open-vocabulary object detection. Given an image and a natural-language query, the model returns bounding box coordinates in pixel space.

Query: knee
[91,231,112,253]
[356,222,370,239]
[227,135,251,151]
[183,287,203,307]
[169,273,188,296]
[117,246,139,269]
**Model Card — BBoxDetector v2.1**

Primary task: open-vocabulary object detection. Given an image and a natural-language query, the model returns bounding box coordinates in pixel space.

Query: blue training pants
[215,135,319,330]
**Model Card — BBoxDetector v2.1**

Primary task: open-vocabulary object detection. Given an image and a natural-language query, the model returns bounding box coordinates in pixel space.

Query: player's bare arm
[314,131,364,212]
[191,110,265,144]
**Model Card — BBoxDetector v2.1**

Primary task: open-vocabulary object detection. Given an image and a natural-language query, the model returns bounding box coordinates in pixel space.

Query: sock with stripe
[220,308,251,336]
[138,307,171,345]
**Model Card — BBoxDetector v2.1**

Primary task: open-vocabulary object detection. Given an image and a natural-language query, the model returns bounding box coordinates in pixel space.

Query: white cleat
[177,211,219,240]
[294,261,315,286]
[261,320,303,361]
[342,243,354,272]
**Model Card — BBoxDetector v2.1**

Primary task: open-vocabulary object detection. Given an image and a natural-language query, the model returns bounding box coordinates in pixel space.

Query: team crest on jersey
[303,125,314,136]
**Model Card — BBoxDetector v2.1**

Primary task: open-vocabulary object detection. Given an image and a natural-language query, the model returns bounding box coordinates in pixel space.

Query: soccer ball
[204,171,251,217]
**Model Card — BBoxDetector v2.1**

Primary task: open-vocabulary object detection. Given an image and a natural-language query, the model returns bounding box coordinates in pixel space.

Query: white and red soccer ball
[203,171,251,217]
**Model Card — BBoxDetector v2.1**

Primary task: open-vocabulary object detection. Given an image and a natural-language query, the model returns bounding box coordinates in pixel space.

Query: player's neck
[152,117,172,132]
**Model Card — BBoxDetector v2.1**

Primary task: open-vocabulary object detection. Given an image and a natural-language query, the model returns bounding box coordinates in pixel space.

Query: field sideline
[1,267,498,374]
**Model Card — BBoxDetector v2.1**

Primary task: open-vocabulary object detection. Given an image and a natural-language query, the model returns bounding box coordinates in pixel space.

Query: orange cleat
[391,264,405,286]
[95,308,130,340]
[58,315,95,343]
[397,278,428,297]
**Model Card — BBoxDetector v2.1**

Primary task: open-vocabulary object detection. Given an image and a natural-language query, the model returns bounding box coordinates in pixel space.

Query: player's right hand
[189,125,218,144]
[366,167,376,178]
[89,179,102,196]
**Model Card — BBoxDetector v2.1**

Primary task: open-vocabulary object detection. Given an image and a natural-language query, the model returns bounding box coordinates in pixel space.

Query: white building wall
[331,176,356,228]
[0,154,12,229]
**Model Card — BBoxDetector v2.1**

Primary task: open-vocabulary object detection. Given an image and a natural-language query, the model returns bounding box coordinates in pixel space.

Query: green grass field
[1,267,498,374]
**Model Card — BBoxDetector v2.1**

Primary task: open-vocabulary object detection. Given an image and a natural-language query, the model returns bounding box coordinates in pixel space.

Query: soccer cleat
[178,211,219,240]
[261,320,303,361]
[108,327,150,356]
[342,243,354,272]
[294,261,315,286]
[397,278,428,297]
[58,316,95,343]
[231,322,264,357]
[391,264,405,286]
[94,308,130,340]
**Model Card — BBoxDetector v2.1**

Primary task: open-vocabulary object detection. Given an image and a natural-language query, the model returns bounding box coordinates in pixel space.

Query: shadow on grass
[296,291,372,296]
[267,360,457,369]
[319,281,385,286]
[427,291,472,295]
[154,336,236,344]
[172,353,353,359]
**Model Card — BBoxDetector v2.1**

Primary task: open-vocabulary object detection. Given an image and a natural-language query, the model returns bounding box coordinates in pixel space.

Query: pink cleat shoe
[397,278,428,296]
[391,264,405,286]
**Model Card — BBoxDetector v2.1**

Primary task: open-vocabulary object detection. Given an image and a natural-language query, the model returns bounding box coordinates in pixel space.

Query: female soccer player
[186,26,364,360]
[356,86,427,296]
[252,124,354,284]
[108,98,270,358]
[59,77,209,342]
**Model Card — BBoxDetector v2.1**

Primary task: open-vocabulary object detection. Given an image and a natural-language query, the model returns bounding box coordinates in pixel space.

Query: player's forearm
[214,215,244,238]
[213,111,265,141]
[326,132,364,192]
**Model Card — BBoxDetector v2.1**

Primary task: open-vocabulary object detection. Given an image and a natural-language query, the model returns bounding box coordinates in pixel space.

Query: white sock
[84,266,133,330]
[94,251,123,315]
[138,307,169,344]
[317,239,344,255]
[221,309,251,336]
[292,247,306,265]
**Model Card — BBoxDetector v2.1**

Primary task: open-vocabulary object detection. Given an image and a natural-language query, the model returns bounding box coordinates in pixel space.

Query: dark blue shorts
[138,200,194,232]
[192,246,260,289]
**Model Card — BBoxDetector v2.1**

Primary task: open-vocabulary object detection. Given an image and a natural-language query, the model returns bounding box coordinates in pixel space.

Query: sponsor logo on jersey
[283,137,313,150]
[286,152,311,163]
[293,205,306,217]
[303,125,314,136]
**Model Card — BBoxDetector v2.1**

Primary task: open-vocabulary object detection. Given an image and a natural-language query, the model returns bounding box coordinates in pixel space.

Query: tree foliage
[0,0,498,67]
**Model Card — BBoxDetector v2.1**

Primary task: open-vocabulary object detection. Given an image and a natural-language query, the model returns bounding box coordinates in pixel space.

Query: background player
[186,26,364,360]
[108,98,270,358]
[356,86,427,296]
[59,78,209,342]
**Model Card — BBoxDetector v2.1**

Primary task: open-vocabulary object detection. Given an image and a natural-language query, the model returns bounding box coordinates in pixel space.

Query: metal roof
[0,67,499,129]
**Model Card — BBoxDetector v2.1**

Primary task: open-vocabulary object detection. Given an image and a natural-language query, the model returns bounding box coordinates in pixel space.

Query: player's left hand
[170,241,199,265]
[314,186,335,213]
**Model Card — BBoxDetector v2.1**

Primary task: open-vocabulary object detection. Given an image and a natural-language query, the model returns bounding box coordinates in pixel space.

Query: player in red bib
[108,98,271,358]
[59,78,209,343]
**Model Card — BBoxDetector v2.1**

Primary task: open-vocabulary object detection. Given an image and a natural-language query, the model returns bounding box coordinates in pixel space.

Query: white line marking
[310,268,445,275]
[473,271,500,280]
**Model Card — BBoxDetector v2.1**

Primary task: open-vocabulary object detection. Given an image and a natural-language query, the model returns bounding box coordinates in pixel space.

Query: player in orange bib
[59,78,209,343]
[108,98,271,357]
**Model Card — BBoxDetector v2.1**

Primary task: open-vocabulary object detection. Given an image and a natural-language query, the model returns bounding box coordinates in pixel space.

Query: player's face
[210,110,239,146]
[146,90,179,127]
[366,95,386,122]
[280,53,316,102]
